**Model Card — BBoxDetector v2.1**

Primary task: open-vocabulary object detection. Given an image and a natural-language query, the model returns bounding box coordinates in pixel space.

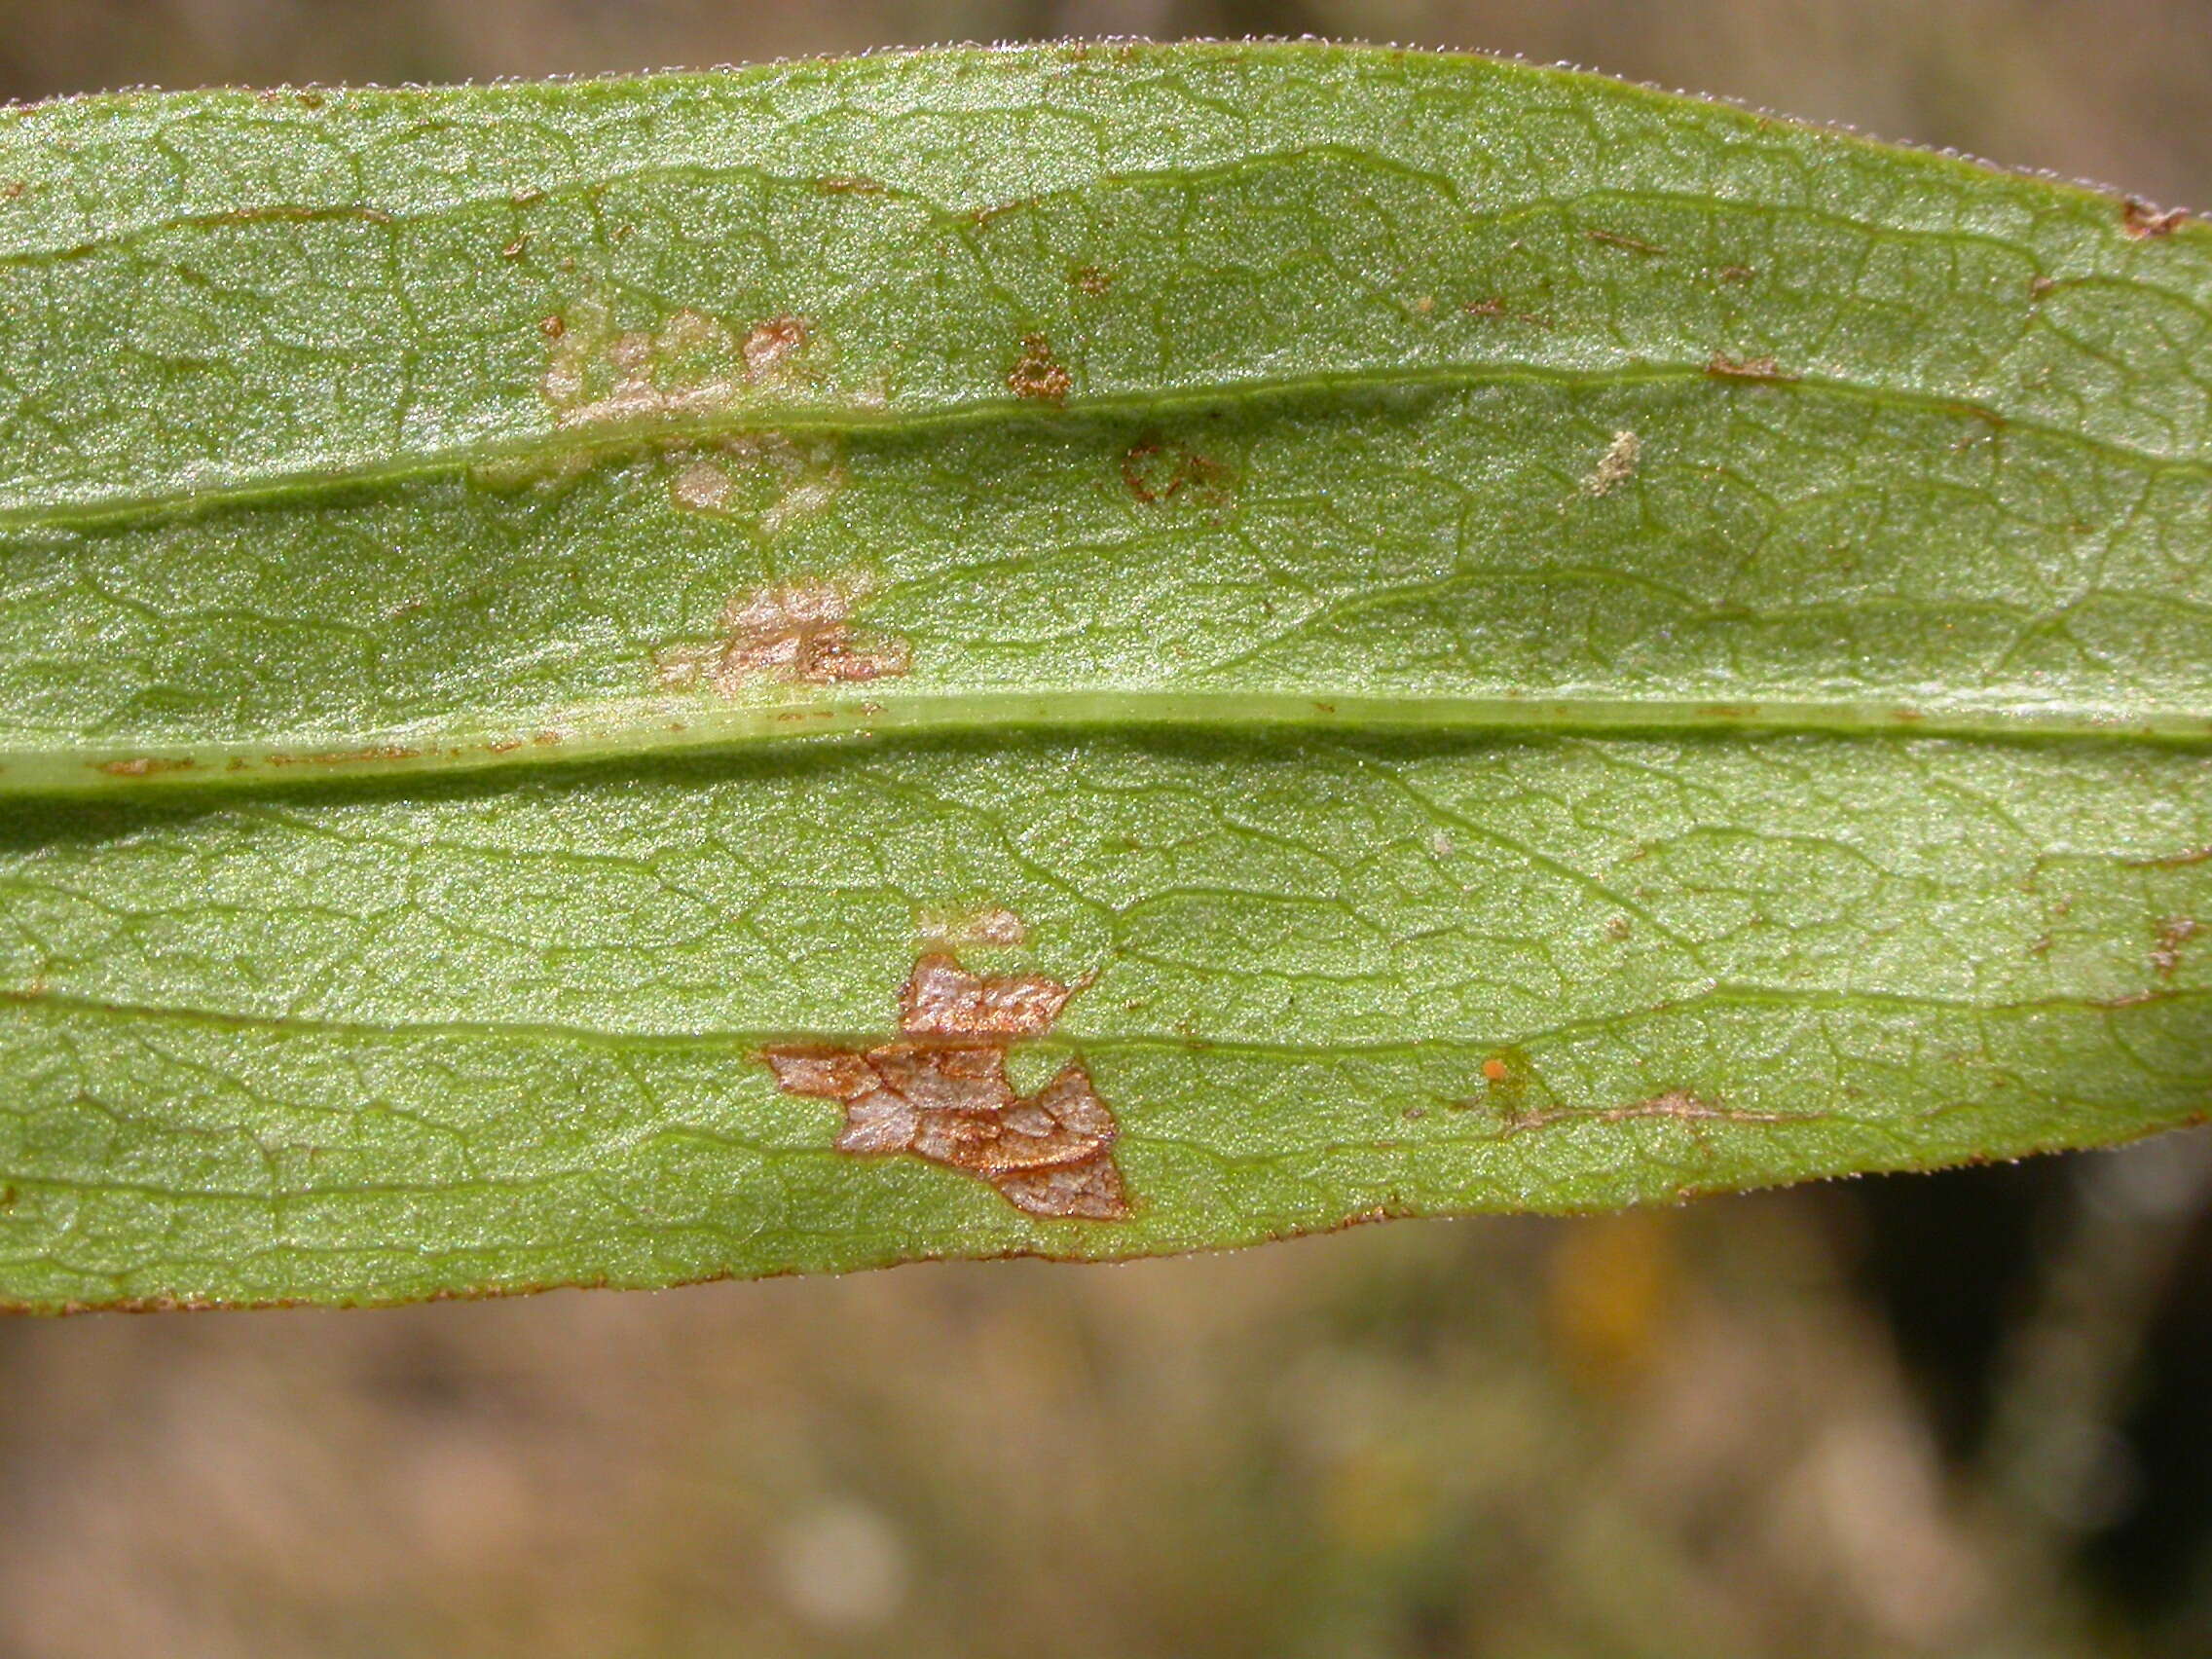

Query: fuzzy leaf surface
[1,43,2208,1309]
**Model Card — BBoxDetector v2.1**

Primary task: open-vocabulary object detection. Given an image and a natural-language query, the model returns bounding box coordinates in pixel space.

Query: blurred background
[1,5,2208,1656]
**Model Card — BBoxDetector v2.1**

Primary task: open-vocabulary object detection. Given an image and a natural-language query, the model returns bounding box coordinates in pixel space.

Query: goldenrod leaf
[1,43,2207,1309]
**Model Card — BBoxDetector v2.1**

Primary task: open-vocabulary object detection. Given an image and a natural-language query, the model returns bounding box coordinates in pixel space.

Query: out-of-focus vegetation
[0,5,2206,1655]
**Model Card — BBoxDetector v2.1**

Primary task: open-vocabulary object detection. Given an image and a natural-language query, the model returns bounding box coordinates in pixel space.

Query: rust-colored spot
[1325,1202,1423,1239]
[1462,296,1552,328]
[763,954,1129,1221]
[1586,429,1640,496]
[0,181,25,202]
[1587,229,1668,257]
[92,756,195,778]
[1122,437,1235,505]
[1716,264,1755,283]
[273,745,421,768]
[1481,1056,1512,1084]
[2122,198,2189,239]
[1071,264,1114,296]
[2029,275,2059,299]
[968,197,1039,228]
[743,314,809,377]
[657,577,909,693]
[1707,353,1796,384]
[2153,916,2199,978]
[1007,334,1072,405]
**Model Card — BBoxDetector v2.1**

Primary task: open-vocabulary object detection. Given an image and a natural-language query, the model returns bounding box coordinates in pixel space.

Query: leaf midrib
[8,690,2212,799]
[10,983,2202,1052]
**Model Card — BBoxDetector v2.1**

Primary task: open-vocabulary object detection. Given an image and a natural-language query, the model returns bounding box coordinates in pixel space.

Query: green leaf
[1,42,2208,1310]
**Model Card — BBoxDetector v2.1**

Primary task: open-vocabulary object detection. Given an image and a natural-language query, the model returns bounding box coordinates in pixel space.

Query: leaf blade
[0,43,2207,1309]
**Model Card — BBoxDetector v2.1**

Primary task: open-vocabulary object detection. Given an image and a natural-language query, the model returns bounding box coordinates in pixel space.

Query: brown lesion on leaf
[661,431,846,534]
[1707,353,1797,384]
[1122,436,1235,506]
[1007,334,1072,405]
[2126,844,2212,869]
[2121,197,2190,239]
[1461,296,1552,328]
[898,952,1072,1036]
[1587,228,1669,257]
[1585,429,1641,496]
[668,458,736,513]
[91,756,195,778]
[1071,264,1114,295]
[742,314,809,378]
[968,197,1041,229]
[1497,1089,1794,1139]
[264,744,424,768]
[655,576,910,693]
[539,295,817,430]
[2152,916,2199,978]
[763,954,1130,1221]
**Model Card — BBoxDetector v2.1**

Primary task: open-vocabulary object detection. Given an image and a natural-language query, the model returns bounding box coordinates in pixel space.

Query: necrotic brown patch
[657,577,909,692]
[1585,429,1640,496]
[540,296,816,429]
[761,954,1129,1221]
[668,459,736,513]
[2122,198,2189,239]
[1007,334,1072,404]
[1706,353,1796,383]
[1122,437,1235,507]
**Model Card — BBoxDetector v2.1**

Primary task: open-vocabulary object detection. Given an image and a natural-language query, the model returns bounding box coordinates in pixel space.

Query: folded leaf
[0,42,2206,1309]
